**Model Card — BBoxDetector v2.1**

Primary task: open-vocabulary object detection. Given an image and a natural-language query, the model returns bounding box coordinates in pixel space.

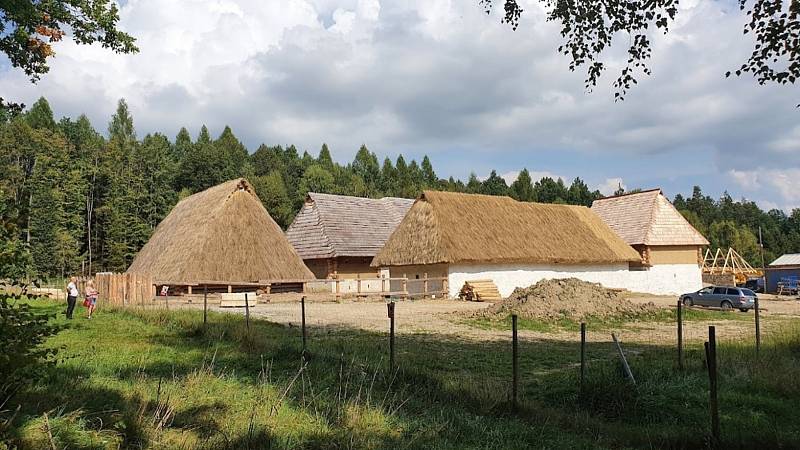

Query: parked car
[742,277,765,293]
[680,286,757,312]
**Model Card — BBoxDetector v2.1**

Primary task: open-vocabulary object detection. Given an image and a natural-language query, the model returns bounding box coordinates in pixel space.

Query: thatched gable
[286,193,414,259]
[591,189,709,246]
[127,178,313,282]
[371,191,641,267]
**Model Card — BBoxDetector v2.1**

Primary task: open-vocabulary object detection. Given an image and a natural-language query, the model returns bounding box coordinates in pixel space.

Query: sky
[2,0,799,211]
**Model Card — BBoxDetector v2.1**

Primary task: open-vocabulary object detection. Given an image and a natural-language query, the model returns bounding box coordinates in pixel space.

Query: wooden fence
[95,272,155,306]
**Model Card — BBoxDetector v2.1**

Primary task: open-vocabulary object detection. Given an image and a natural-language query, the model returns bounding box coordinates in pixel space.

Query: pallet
[219,292,256,308]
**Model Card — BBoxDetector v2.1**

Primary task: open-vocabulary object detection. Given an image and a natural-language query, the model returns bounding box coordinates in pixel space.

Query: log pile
[459,279,502,302]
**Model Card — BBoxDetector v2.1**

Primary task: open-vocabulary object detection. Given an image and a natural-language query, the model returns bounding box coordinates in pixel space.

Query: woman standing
[84,279,98,319]
[65,276,79,319]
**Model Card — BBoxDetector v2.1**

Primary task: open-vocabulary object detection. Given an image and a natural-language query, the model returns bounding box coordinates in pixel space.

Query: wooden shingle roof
[591,189,709,247]
[286,192,414,259]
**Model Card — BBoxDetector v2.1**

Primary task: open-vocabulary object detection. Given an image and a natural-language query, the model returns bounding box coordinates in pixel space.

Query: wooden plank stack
[459,279,502,302]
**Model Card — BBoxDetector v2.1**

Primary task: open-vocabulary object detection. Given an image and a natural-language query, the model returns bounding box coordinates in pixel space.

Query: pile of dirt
[478,278,656,322]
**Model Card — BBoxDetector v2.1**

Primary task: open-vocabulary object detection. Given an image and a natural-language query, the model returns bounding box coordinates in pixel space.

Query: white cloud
[728,169,760,190]
[598,178,625,196]
[1,0,799,210]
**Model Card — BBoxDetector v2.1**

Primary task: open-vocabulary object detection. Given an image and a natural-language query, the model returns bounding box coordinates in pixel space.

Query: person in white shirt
[66,276,79,319]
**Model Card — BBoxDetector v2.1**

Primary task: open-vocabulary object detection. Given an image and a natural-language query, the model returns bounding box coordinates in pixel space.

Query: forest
[1,97,798,280]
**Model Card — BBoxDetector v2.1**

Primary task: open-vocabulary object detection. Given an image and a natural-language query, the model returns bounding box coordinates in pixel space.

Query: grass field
[3,298,800,449]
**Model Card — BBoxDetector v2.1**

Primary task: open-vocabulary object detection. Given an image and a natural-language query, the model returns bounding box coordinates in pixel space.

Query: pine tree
[173,127,192,163]
[318,143,334,169]
[352,145,380,194]
[466,173,481,193]
[421,155,437,187]
[509,168,534,201]
[24,97,56,130]
[379,157,396,196]
[252,171,293,228]
[479,170,509,196]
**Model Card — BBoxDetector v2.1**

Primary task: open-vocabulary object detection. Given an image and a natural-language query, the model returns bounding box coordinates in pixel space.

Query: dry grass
[372,190,641,267]
[127,178,313,283]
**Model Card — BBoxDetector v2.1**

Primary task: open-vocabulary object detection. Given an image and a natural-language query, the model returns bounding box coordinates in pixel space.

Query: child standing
[84,279,99,319]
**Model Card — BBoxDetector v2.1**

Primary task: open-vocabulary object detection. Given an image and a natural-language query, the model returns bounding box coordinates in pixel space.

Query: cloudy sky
[2,0,799,211]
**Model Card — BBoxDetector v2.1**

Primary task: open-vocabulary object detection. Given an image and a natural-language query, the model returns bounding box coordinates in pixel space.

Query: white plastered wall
[447,263,703,298]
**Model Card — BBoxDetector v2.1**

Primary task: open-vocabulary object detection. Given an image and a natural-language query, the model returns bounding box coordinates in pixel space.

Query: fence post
[203,286,208,329]
[245,292,250,333]
[677,299,684,371]
[301,296,308,360]
[512,314,519,412]
[754,296,761,355]
[705,325,720,447]
[580,322,586,395]
[388,302,395,372]
[611,333,635,385]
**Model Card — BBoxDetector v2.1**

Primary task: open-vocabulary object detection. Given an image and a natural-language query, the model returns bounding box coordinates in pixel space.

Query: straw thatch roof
[371,191,641,267]
[127,178,313,282]
[591,189,709,246]
[286,193,414,259]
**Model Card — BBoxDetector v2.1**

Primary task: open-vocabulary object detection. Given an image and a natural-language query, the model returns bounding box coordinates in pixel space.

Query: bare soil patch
[476,278,656,322]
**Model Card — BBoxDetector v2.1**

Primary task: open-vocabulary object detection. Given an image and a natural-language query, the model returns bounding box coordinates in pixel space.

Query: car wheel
[683,297,693,307]
[721,300,733,311]
[739,308,749,313]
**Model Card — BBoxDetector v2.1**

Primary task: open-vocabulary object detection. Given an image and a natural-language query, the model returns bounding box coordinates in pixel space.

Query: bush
[0,293,62,399]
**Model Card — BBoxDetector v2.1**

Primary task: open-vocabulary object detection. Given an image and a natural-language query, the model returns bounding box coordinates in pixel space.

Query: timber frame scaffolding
[702,248,762,285]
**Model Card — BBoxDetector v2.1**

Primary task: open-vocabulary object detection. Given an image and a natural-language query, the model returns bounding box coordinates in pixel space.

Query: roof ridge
[309,197,338,257]
[641,192,660,245]
[596,188,662,201]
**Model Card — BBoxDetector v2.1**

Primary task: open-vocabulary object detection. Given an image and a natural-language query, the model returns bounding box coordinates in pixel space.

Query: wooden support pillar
[188,286,192,295]
[423,272,428,296]
[443,277,449,298]
[357,273,362,294]
[402,273,407,297]
[228,285,232,293]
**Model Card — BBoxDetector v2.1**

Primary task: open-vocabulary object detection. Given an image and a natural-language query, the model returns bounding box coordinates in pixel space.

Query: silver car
[680,286,757,312]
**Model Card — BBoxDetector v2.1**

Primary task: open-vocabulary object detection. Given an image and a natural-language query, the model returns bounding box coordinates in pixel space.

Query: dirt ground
[207,294,800,344]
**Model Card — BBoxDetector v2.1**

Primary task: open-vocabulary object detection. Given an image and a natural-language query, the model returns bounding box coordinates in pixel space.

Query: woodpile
[459,279,502,302]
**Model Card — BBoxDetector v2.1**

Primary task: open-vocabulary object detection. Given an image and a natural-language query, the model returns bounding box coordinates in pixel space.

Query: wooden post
[754,296,761,355]
[227,285,232,293]
[402,273,407,298]
[388,302,395,372]
[611,333,635,384]
[580,322,586,394]
[245,292,250,333]
[335,279,340,297]
[678,299,684,371]
[423,273,428,297]
[188,285,192,295]
[705,325,720,447]
[203,286,208,329]
[512,314,519,412]
[301,296,307,359]
[381,277,386,294]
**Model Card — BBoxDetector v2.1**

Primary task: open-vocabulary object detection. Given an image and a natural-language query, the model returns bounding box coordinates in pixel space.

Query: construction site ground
[207,294,800,345]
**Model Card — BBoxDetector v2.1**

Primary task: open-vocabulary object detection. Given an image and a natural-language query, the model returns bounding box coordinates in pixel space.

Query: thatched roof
[591,189,709,246]
[127,178,313,282]
[371,191,641,267]
[286,193,414,259]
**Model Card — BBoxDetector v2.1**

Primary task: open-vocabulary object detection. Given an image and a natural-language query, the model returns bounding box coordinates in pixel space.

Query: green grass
[464,306,755,333]
[2,299,800,449]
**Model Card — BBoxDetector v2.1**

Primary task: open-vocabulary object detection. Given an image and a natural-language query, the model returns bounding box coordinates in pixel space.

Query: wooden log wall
[95,272,155,306]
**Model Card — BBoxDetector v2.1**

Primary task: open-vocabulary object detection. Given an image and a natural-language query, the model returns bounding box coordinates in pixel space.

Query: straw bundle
[371,191,641,267]
[127,178,313,283]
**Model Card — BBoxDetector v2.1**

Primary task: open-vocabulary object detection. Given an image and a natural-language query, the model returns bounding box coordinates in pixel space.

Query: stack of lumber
[459,279,502,302]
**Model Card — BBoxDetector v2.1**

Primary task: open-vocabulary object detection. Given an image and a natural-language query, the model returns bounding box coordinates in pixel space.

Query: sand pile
[480,278,656,322]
